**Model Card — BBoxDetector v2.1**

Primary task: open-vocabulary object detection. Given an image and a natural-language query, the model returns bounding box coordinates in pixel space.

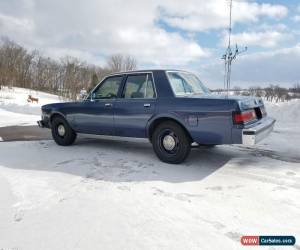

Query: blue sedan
[38,70,275,163]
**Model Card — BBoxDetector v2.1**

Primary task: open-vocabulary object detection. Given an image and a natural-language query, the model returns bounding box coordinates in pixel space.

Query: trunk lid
[185,94,264,110]
[187,94,266,124]
[230,96,264,110]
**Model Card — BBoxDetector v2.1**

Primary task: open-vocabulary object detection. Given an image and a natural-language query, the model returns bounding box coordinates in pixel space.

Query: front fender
[48,110,74,129]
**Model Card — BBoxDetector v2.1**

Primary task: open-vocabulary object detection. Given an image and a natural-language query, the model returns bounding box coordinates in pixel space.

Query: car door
[114,73,156,138]
[73,75,123,135]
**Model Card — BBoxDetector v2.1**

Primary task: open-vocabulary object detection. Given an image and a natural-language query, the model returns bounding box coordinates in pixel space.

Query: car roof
[106,69,192,76]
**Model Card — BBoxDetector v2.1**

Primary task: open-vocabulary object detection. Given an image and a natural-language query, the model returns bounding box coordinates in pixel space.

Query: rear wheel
[152,121,191,164]
[51,116,77,146]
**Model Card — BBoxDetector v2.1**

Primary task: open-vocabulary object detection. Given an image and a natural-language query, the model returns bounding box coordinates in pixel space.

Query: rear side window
[122,74,155,99]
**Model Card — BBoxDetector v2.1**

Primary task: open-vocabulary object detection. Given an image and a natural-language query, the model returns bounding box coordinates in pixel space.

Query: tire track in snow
[233,145,300,163]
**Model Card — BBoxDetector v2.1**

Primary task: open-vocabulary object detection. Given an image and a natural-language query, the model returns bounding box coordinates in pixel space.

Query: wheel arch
[49,112,68,127]
[147,116,193,143]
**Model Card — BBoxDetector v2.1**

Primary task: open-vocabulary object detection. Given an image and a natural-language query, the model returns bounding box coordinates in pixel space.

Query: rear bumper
[242,117,275,145]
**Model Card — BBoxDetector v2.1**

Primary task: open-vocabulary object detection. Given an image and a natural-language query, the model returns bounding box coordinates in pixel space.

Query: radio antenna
[222,0,247,97]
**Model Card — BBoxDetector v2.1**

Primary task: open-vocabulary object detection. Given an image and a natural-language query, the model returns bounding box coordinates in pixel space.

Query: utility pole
[222,0,247,97]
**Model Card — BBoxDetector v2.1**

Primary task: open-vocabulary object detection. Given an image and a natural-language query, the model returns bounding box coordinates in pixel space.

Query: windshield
[166,71,210,97]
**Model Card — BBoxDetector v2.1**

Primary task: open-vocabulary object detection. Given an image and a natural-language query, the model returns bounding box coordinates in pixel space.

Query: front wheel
[51,116,77,146]
[152,121,191,164]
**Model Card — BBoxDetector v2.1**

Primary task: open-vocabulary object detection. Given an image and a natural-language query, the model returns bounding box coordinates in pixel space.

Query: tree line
[212,84,300,102]
[1,37,299,102]
[0,37,137,100]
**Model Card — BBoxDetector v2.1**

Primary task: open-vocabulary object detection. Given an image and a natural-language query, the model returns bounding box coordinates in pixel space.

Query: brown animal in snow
[27,95,39,103]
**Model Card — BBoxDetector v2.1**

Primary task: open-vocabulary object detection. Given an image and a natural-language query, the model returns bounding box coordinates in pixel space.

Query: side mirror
[87,92,96,102]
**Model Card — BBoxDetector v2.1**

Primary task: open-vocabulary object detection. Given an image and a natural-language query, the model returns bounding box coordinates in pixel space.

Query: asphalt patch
[0,125,52,141]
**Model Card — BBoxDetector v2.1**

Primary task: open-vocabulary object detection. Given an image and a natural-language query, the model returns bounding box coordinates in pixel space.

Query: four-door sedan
[38,70,275,164]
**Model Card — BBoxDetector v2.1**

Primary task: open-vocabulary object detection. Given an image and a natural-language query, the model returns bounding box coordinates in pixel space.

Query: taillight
[233,110,256,124]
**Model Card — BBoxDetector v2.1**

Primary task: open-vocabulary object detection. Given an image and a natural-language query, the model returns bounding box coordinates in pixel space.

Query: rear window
[167,71,210,97]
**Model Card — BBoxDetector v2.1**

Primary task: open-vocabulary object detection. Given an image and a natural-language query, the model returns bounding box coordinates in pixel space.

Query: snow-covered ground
[0,87,63,127]
[0,88,300,250]
[261,100,300,161]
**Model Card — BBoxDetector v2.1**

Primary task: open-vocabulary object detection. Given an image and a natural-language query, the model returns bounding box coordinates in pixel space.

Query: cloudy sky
[0,0,299,88]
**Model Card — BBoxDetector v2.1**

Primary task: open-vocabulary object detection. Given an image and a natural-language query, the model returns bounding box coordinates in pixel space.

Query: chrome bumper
[37,120,46,128]
[242,117,276,146]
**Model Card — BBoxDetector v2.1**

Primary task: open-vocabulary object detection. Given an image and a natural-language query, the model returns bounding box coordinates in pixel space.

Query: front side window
[167,71,210,97]
[122,74,155,99]
[92,76,123,99]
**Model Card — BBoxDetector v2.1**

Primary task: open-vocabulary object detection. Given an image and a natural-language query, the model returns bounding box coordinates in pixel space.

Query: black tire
[152,121,191,164]
[51,116,77,146]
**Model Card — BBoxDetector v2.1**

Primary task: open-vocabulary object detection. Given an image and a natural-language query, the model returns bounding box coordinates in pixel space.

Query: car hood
[41,101,79,112]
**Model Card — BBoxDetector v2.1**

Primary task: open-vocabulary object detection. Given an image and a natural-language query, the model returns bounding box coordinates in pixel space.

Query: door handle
[144,103,151,107]
[105,103,112,107]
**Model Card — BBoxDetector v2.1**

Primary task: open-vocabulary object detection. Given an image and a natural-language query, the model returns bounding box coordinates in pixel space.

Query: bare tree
[0,37,138,100]
[291,83,300,94]
[0,38,37,88]
[233,86,241,95]
[106,54,137,72]
[123,55,137,71]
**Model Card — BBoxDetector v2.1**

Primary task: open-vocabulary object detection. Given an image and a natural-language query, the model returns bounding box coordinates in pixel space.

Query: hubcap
[162,134,176,151]
[57,124,66,137]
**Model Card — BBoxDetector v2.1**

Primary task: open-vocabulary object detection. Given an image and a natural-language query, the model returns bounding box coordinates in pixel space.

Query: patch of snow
[0,91,300,249]
[0,87,63,127]
[0,108,40,127]
[265,99,300,126]
[257,100,300,158]
[0,138,299,250]
[0,86,63,107]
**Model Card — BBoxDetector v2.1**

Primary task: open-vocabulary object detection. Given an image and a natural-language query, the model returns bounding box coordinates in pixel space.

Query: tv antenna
[222,0,247,97]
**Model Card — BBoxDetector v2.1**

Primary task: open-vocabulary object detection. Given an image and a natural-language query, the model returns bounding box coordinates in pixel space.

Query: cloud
[233,45,300,86]
[0,13,34,41]
[159,0,288,32]
[0,0,290,67]
[115,27,208,65]
[41,47,106,66]
[221,30,292,48]
[0,0,209,66]
[292,4,300,22]
[198,45,300,88]
[293,15,300,22]
[0,0,298,89]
